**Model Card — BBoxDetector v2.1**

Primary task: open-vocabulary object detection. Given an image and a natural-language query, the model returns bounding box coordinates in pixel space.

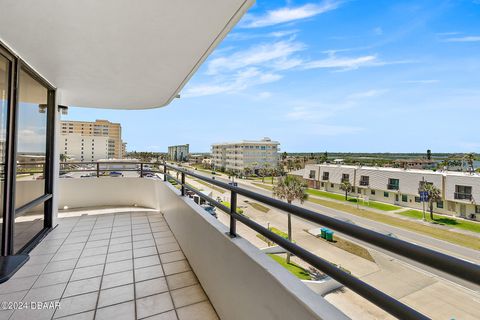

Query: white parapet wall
[157,181,348,320]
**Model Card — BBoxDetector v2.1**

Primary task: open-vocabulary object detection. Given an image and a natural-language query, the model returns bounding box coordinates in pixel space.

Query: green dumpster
[320,228,327,239]
[325,230,334,242]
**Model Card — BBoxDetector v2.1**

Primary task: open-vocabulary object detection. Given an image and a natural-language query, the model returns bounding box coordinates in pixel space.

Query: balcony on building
[0,2,479,320]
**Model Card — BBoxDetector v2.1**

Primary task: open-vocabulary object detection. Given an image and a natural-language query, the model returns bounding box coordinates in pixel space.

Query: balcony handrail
[56,161,480,319]
[161,162,480,320]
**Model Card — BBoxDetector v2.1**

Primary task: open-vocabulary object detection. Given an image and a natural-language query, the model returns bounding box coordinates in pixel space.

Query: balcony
[387,184,399,190]
[454,192,473,201]
[359,180,369,186]
[2,162,480,320]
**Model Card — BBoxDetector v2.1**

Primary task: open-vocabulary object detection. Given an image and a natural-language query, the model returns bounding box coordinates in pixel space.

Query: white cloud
[443,36,480,42]
[347,89,388,99]
[403,79,439,84]
[206,39,305,75]
[184,68,281,97]
[303,54,377,71]
[241,1,342,28]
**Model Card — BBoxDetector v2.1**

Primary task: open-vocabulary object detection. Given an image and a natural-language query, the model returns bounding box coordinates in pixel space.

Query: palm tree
[243,167,252,178]
[464,153,475,173]
[340,181,352,200]
[424,183,442,220]
[261,163,270,183]
[273,175,308,264]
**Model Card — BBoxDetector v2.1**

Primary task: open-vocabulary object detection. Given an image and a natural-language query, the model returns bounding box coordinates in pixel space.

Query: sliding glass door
[0,52,11,254]
[0,42,55,257]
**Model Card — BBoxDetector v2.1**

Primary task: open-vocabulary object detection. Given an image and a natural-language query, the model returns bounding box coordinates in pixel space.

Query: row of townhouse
[302,164,480,220]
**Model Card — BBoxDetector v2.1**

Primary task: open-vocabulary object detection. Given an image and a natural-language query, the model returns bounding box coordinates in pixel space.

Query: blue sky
[64,0,480,153]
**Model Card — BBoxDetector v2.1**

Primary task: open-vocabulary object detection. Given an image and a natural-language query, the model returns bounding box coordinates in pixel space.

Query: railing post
[181,172,185,196]
[229,191,237,237]
[163,163,167,181]
[96,163,100,177]
[140,163,144,178]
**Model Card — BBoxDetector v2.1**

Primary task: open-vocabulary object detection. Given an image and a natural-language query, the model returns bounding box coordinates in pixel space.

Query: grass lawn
[193,179,226,194]
[267,254,311,280]
[248,202,270,213]
[306,189,400,211]
[252,182,273,191]
[256,227,293,245]
[308,197,480,250]
[313,231,374,262]
[397,210,480,234]
[220,201,245,215]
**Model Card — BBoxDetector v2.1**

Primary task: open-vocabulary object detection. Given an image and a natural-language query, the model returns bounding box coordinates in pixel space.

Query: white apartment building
[59,133,108,162]
[168,144,189,162]
[303,164,480,220]
[212,137,280,172]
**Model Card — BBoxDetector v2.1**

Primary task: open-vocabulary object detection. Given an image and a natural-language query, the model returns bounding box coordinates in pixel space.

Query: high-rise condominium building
[59,133,109,162]
[212,137,280,172]
[60,119,124,159]
[168,144,189,162]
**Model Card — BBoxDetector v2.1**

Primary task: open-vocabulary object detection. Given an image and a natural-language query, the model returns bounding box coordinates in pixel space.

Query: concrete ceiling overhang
[0,0,254,109]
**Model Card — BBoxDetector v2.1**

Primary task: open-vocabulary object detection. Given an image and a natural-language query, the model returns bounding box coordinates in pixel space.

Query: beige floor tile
[101,270,134,289]
[136,292,174,319]
[166,271,198,291]
[159,251,185,264]
[176,301,219,320]
[98,284,134,307]
[54,292,98,318]
[135,277,169,298]
[171,284,207,308]
[95,301,135,320]
[163,260,190,276]
[63,277,101,297]
[135,265,164,282]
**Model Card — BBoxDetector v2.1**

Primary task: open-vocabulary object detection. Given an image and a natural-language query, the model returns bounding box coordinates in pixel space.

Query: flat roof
[0,0,254,109]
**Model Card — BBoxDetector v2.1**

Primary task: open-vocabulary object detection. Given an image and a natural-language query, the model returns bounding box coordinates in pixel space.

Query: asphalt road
[188,169,480,291]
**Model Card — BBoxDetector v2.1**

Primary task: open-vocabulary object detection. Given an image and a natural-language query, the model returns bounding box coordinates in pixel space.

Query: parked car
[201,204,217,218]
[228,182,238,187]
[143,173,155,178]
[109,171,123,177]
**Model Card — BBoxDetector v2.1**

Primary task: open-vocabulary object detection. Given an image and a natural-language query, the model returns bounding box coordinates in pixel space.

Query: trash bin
[320,228,327,239]
[325,230,334,242]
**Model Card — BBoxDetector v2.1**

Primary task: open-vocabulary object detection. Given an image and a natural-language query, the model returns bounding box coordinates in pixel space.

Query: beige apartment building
[303,163,480,220]
[212,137,280,172]
[60,119,124,159]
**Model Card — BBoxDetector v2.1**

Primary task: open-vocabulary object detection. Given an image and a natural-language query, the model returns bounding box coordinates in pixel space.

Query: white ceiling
[0,0,254,109]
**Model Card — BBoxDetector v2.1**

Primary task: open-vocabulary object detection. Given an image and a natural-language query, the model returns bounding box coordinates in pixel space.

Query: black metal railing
[56,161,480,319]
[359,180,369,186]
[160,162,479,320]
[387,183,399,190]
[454,192,473,201]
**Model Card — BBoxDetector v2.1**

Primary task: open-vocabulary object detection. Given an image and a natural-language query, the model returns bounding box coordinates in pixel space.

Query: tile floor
[0,210,219,320]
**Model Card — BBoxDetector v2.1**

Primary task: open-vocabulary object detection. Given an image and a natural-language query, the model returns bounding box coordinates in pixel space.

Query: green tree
[281,152,288,160]
[464,153,475,173]
[273,175,308,264]
[424,183,442,220]
[340,181,352,200]
[427,149,432,160]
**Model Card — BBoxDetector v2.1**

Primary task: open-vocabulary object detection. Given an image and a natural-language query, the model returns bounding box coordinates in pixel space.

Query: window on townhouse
[384,191,389,198]
[415,196,421,203]
[330,183,334,188]
[388,178,399,190]
[342,173,349,182]
[437,201,444,209]
[476,205,480,213]
[371,190,375,195]
[360,176,369,186]
[402,194,408,202]
[454,185,472,200]
[309,170,315,179]
[322,172,329,180]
